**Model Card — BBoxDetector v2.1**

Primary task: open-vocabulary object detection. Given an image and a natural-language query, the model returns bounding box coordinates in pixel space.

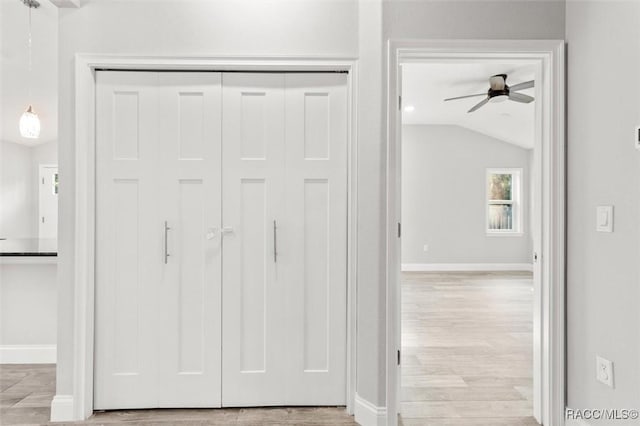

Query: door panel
[95,72,160,409]
[283,73,348,404]
[157,73,222,407]
[95,72,223,409]
[221,73,286,406]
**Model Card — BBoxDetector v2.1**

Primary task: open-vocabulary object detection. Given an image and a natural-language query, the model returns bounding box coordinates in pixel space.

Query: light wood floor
[0,364,355,425]
[2,271,537,425]
[400,271,539,426]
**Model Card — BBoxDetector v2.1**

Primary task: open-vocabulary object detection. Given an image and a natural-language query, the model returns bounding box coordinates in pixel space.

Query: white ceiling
[401,62,536,149]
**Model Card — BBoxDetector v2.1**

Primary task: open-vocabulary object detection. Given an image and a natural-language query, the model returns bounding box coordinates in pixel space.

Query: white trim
[63,54,359,421]
[0,257,57,265]
[401,263,533,272]
[0,345,57,364]
[386,39,566,426]
[354,393,387,426]
[50,395,75,422]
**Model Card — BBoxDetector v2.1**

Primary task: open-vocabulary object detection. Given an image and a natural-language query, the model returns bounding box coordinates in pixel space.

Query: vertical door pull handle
[273,220,277,263]
[164,221,171,264]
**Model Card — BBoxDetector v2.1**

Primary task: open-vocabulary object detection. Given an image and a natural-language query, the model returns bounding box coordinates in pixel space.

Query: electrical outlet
[423,244,429,252]
[596,355,614,388]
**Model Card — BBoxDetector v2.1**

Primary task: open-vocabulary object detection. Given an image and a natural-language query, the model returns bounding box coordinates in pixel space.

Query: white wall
[566,1,640,424]
[53,0,389,409]
[0,141,34,238]
[51,0,568,417]
[401,125,532,266]
[383,0,565,41]
[0,140,57,238]
[0,263,57,346]
[0,0,58,239]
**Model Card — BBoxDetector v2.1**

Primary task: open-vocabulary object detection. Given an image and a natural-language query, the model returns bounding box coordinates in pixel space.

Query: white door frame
[65,54,358,421]
[386,40,565,426]
[38,163,58,239]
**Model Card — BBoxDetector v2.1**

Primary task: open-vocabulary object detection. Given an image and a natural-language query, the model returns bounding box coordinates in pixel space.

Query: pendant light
[19,0,41,139]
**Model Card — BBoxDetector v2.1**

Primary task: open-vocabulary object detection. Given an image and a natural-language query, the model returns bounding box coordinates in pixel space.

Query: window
[486,168,522,234]
[53,173,59,195]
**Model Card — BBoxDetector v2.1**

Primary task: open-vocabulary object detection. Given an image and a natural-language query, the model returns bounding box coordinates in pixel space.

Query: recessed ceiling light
[404,105,415,112]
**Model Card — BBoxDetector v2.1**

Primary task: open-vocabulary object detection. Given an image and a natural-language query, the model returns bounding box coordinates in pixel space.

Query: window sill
[486,232,524,237]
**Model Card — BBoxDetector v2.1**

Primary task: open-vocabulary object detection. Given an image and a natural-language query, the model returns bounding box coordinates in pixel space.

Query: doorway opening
[399,60,539,425]
[386,40,566,426]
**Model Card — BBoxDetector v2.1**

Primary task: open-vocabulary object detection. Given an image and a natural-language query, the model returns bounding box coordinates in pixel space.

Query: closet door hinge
[397,222,401,238]
[397,349,401,365]
[398,95,402,111]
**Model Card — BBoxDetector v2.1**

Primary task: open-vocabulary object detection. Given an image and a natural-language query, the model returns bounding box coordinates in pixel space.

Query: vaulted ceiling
[401,62,536,149]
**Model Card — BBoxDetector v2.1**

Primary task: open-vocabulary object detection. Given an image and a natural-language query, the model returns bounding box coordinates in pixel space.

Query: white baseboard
[401,263,533,272]
[50,395,74,422]
[0,345,56,364]
[565,418,590,426]
[354,393,386,426]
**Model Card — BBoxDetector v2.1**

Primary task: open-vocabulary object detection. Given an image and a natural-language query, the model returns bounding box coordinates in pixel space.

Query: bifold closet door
[95,72,223,409]
[283,73,348,405]
[156,73,222,407]
[221,73,287,406]
[95,72,160,409]
[221,73,348,406]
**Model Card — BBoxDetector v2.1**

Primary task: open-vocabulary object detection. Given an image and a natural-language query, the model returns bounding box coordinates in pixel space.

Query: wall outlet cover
[596,355,614,388]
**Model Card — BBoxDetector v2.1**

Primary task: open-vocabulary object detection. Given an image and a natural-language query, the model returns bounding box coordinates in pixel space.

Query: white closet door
[221,73,287,406]
[283,73,348,404]
[95,72,223,409]
[95,72,161,409]
[156,73,222,407]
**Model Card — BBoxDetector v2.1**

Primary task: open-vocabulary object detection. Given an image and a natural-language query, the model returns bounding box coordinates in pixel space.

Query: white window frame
[486,168,522,235]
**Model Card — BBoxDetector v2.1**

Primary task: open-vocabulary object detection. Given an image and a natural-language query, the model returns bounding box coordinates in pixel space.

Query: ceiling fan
[444,74,535,113]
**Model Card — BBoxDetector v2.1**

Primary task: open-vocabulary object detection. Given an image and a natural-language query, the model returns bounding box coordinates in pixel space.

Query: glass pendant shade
[19,105,41,139]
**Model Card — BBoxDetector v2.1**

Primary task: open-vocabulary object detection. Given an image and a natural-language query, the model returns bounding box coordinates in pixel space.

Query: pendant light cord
[28,4,32,102]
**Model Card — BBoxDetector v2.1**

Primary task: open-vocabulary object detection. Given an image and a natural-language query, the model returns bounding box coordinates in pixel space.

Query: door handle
[220,226,234,235]
[273,220,277,263]
[164,221,171,264]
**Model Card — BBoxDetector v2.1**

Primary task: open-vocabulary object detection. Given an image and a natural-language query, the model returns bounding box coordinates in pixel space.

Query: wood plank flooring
[400,271,538,426]
[2,270,536,425]
[0,364,355,425]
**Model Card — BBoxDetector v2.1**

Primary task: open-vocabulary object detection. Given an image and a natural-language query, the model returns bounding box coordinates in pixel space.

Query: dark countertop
[0,238,57,256]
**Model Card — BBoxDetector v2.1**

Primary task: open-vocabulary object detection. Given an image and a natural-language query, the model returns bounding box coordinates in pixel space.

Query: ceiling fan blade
[444,93,487,102]
[468,97,489,113]
[509,80,535,92]
[509,92,535,103]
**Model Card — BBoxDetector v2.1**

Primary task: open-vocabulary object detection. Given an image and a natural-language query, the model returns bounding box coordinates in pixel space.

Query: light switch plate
[596,205,613,232]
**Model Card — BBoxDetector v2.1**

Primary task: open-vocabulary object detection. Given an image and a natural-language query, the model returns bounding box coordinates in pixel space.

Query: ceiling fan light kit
[444,73,535,113]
